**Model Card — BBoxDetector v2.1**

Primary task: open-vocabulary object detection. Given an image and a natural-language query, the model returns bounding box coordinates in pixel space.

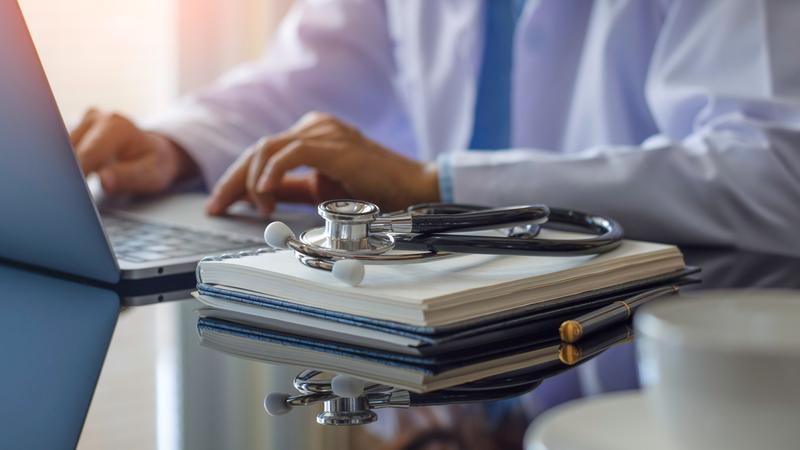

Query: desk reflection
[0,264,118,450]
[74,248,800,450]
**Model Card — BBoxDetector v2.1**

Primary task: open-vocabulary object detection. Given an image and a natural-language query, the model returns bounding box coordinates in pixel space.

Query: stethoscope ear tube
[395,208,623,256]
[407,380,543,407]
[409,205,550,234]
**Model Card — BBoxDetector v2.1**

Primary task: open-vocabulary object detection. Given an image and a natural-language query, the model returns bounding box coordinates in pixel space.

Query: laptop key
[127,251,167,261]
[119,255,146,263]
[146,244,176,253]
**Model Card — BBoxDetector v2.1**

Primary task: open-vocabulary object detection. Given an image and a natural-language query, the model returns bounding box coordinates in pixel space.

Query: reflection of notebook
[197,314,633,393]
[196,237,686,328]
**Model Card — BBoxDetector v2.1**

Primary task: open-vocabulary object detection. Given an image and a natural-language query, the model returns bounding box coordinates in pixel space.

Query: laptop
[0,1,280,285]
[0,263,119,450]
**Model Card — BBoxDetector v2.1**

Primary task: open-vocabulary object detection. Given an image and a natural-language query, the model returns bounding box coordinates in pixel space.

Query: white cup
[635,290,800,450]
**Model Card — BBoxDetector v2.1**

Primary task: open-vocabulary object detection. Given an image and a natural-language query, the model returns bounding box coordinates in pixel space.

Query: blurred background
[19,0,293,123]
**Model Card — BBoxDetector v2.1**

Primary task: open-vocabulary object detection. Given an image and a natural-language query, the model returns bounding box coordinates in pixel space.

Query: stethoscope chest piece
[299,228,394,256]
[317,397,378,426]
[307,200,395,254]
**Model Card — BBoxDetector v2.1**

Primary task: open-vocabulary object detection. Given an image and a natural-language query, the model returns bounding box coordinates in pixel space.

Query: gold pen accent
[559,344,582,365]
[559,321,583,343]
[619,300,632,318]
[560,325,635,365]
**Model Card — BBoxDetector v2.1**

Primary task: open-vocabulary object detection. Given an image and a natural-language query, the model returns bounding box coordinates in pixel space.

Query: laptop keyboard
[102,214,262,263]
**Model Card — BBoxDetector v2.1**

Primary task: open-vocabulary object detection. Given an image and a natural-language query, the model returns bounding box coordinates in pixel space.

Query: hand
[70,109,198,195]
[207,112,440,216]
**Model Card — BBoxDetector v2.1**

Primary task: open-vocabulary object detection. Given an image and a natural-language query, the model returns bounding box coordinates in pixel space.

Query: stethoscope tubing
[408,379,543,406]
[394,208,623,256]
[407,204,550,233]
[291,369,548,408]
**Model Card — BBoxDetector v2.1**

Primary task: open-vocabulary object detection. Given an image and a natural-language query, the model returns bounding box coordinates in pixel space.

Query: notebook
[192,267,696,355]
[195,234,686,328]
[196,313,634,393]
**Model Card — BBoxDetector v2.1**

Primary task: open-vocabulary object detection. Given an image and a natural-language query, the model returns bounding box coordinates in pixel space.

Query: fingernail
[101,172,116,191]
[206,200,220,215]
[256,177,270,194]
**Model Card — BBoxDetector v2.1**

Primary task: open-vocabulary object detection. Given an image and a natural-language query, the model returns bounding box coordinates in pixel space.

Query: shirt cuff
[436,153,455,203]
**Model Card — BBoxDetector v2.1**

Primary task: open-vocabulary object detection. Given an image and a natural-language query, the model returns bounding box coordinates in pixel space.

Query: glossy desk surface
[1,248,798,450]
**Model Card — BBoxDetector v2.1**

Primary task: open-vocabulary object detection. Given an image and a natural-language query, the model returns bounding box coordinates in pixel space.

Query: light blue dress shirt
[152,0,800,257]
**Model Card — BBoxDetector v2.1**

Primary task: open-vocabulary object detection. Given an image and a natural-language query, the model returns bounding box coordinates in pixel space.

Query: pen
[559,285,680,343]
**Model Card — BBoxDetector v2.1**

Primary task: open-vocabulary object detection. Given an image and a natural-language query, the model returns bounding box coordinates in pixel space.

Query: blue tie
[469,0,525,150]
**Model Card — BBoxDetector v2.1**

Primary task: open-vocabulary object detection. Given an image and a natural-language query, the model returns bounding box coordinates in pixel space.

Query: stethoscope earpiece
[331,259,365,286]
[330,374,366,397]
[264,221,295,250]
[263,392,293,416]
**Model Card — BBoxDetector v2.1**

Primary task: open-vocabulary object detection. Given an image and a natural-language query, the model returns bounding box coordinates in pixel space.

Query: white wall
[176,0,294,93]
[18,0,293,124]
[18,0,178,123]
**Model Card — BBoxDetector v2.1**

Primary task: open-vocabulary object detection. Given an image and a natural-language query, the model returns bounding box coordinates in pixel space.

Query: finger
[97,154,166,195]
[69,108,99,147]
[258,141,341,195]
[75,114,135,175]
[247,189,277,216]
[257,141,324,195]
[264,173,349,205]
[250,141,317,215]
[206,154,252,216]
[248,173,339,214]
[271,174,316,204]
[310,172,351,201]
[247,135,292,195]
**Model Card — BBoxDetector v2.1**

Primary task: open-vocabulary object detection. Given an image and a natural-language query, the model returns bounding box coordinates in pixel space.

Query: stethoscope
[264,199,624,286]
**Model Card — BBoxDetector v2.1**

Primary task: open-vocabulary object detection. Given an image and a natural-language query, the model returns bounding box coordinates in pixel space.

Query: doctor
[71,0,800,256]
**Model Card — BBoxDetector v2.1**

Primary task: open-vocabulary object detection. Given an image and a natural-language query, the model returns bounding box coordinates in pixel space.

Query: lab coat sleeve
[144,0,413,188]
[444,0,800,256]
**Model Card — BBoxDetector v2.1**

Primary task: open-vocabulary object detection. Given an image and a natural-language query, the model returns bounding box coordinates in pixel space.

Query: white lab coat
[148,0,800,256]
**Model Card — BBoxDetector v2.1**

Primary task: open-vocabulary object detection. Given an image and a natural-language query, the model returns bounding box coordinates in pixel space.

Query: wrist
[418,162,441,204]
[150,132,199,184]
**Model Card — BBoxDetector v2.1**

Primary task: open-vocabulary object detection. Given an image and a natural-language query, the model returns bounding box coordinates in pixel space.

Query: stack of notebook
[194,236,694,391]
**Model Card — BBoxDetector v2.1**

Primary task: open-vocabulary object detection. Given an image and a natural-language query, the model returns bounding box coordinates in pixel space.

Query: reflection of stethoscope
[264,200,624,286]
[264,370,544,426]
[262,326,634,426]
